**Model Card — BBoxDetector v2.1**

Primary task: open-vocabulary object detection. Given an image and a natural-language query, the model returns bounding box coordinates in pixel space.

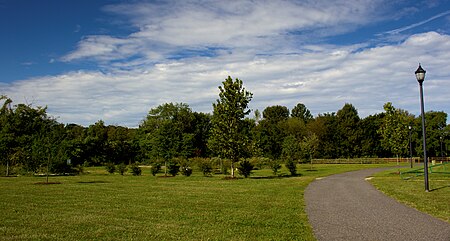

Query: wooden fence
[310,157,450,164]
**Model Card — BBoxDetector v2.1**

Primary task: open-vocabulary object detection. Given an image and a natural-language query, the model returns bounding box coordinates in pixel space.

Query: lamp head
[415,64,426,84]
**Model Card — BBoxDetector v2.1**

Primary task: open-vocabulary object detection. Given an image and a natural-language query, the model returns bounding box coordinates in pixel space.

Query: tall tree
[139,103,195,161]
[336,103,361,158]
[209,76,253,178]
[379,102,413,159]
[291,103,313,123]
[263,105,289,123]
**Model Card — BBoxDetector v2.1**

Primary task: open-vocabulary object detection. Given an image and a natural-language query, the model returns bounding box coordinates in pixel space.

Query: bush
[179,159,193,177]
[198,159,213,176]
[150,162,161,176]
[130,163,142,176]
[268,159,282,176]
[248,157,269,170]
[181,166,193,176]
[285,159,297,176]
[237,160,254,178]
[105,163,116,174]
[167,161,180,176]
[117,163,127,175]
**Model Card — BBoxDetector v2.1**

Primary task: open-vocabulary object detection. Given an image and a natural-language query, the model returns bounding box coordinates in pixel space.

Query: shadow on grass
[34,182,62,185]
[76,181,109,184]
[250,174,301,179]
[431,184,450,192]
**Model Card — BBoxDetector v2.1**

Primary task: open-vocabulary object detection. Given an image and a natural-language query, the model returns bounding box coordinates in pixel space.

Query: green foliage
[139,103,199,162]
[181,166,193,177]
[336,103,361,158]
[117,163,127,175]
[167,161,180,176]
[237,160,254,178]
[379,102,413,157]
[150,162,161,176]
[282,135,300,161]
[268,159,282,175]
[179,158,193,177]
[300,133,319,162]
[263,105,289,123]
[285,159,297,176]
[198,159,213,176]
[105,163,116,174]
[130,163,142,176]
[209,76,253,177]
[291,103,313,123]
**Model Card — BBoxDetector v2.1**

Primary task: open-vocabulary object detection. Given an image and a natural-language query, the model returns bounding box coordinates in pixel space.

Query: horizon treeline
[1,94,449,174]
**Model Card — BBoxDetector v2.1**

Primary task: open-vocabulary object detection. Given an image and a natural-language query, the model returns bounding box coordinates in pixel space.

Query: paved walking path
[305,168,450,241]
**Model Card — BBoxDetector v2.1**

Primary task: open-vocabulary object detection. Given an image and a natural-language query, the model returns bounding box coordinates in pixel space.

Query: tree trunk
[231,161,235,178]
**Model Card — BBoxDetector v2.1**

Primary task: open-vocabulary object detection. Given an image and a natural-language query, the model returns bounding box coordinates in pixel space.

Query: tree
[291,103,313,123]
[263,105,289,123]
[282,135,299,175]
[209,76,253,178]
[308,113,338,158]
[139,103,195,162]
[379,102,413,159]
[237,160,254,178]
[360,114,386,157]
[336,103,361,158]
[300,133,319,164]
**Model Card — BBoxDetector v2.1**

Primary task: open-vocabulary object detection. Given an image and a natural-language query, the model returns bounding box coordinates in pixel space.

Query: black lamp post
[409,126,413,168]
[440,136,444,159]
[415,64,429,192]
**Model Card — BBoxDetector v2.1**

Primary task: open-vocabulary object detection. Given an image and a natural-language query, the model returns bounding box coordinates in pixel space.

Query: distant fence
[311,157,450,164]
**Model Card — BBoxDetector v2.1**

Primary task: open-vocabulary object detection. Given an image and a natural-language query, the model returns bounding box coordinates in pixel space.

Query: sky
[1,0,449,127]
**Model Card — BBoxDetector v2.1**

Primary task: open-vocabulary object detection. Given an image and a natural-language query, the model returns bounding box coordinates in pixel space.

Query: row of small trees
[1,76,449,176]
[102,157,297,179]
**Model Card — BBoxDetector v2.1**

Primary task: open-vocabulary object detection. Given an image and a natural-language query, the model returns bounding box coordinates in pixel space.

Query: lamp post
[415,64,429,192]
[409,126,413,168]
[440,136,444,159]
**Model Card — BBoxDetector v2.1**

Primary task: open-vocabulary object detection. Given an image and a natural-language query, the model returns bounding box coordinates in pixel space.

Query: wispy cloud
[63,0,383,64]
[3,1,450,127]
[5,31,450,127]
[382,9,450,36]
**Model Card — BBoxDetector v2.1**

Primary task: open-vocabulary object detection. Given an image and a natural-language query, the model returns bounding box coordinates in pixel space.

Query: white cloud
[3,1,450,127]
[4,31,450,127]
[63,0,383,63]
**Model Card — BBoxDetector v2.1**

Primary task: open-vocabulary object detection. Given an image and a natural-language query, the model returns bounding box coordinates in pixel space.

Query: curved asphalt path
[305,168,450,241]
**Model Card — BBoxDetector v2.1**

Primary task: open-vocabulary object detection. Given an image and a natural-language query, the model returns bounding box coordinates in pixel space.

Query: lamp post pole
[415,64,429,192]
[440,136,444,159]
[409,126,413,168]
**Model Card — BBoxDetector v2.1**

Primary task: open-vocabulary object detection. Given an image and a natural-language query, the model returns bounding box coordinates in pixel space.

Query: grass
[0,164,395,240]
[369,165,450,223]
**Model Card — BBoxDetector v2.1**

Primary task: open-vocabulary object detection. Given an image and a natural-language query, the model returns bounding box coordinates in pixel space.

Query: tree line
[1,77,449,175]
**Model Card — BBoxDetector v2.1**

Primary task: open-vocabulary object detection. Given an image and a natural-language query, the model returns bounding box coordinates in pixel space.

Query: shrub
[198,159,213,176]
[181,166,193,176]
[130,163,142,176]
[117,163,127,175]
[105,163,116,174]
[268,159,282,176]
[167,161,180,176]
[285,159,297,176]
[150,162,161,176]
[179,159,193,177]
[237,160,254,178]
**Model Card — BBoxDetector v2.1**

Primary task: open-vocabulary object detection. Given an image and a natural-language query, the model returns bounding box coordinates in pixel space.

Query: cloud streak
[2,1,450,127]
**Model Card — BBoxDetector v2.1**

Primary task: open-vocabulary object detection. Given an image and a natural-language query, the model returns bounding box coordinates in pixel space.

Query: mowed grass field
[1,164,400,240]
[370,164,450,223]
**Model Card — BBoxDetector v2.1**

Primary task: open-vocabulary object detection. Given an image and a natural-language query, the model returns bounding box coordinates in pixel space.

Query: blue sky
[1,0,450,127]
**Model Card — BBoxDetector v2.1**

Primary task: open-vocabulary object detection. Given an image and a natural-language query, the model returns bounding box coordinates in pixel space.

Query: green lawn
[370,165,450,223]
[0,164,394,240]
